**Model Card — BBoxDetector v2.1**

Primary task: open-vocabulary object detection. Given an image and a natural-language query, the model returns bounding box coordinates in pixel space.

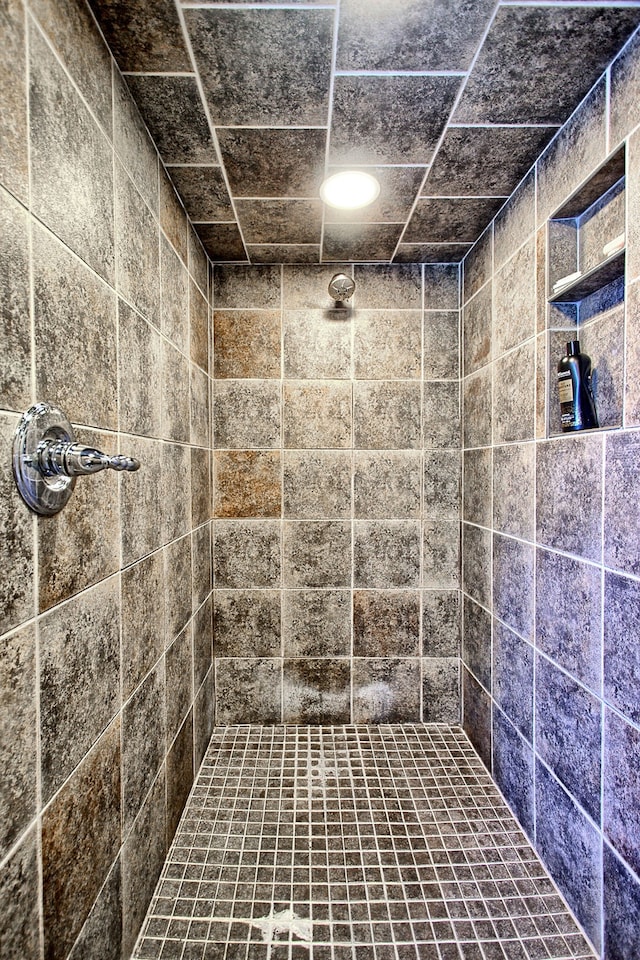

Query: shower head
[328,273,355,302]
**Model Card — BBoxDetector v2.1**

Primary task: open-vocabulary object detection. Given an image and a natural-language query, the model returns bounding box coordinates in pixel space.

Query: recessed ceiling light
[320,171,380,210]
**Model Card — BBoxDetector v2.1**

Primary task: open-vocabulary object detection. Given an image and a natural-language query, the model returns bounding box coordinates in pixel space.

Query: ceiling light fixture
[320,171,380,210]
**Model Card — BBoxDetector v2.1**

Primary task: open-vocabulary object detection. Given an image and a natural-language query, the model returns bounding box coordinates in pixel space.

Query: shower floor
[132,725,595,960]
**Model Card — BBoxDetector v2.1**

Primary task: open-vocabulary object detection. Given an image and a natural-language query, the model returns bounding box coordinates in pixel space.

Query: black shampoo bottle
[557,339,598,432]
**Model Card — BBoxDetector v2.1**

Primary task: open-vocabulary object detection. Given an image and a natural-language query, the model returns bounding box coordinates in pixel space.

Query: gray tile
[0,413,35,636]
[118,301,162,438]
[0,0,28,203]
[462,667,491,769]
[492,442,535,541]
[125,75,216,165]
[493,711,534,840]
[121,776,166,959]
[168,166,233,223]
[68,857,122,960]
[159,169,188,265]
[195,223,246,263]
[605,431,640,577]
[284,263,354,309]
[425,126,551,199]
[283,521,352,588]
[193,667,214,768]
[493,621,533,743]
[405,197,504,245]
[39,577,120,802]
[463,448,492,528]
[218,128,326,199]
[493,534,534,641]
[494,170,536,272]
[188,229,208,295]
[120,437,163,568]
[122,662,165,836]
[115,164,160,324]
[354,521,421,588]
[462,524,491,610]
[603,843,640,960]
[424,449,460,521]
[536,548,602,693]
[423,521,460,589]
[353,590,420,657]
[463,283,491,377]
[192,523,212,612]
[423,382,460,449]
[42,721,121,960]
[422,657,460,724]
[578,302,624,428]
[537,79,607,224]
[214,264,282,309]
[422,590,459,658]
[535,655,602,822]
[394,243,471,264]
[0,188,31,410]
[33,223,118,431]
[462,595,491,692]
[282,590,351,658]
[353,659,420,724]
[248,244,320,265]
[336,0,494,71]
[29,24,114,282]
[193,595,213,691]
[237,199,322,245]
[353,310,422,380]
[424,264,460,310]
[604,709,640,879]
[354,451,422,519]
[284,309,351,380]
[463,226,493,303]
[284,380,351,449]
[330,75,460,165]
[625,279,640,424]
[166,712,193,837]
[164,534,192,645]
[463,367,492,449]
[162,338,190,441]
[190,363,209,447]
[0,827,40,960]
[186,8,333,126]
[161,443,192,547]
[535,759,602,952]
[0,624,37,863]
[215,659,281,724]
[423,311,459,380]
[165,625,193,746]
[214,380,281,449]
[86,0,191,72]
[113,71,158,217]
[121,550,165,700]
[213,590,281,658]
[214,521,281,588]
[283,659,351,724]
[604,570,640,727]
[492,340,536,444]
[37,426,120,612]
[284,450,352,519]
[454,6,640,124]
[189,279,209,374]
[611,25,640,148]
[353,264,422,309]
[493,238,536,357]
[322,223,403,263]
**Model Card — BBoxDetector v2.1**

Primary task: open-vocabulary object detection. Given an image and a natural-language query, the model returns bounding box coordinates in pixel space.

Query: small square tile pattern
[133,725,595,960]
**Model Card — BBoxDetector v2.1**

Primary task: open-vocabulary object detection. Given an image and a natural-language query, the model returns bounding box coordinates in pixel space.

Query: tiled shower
[1,1,640,960]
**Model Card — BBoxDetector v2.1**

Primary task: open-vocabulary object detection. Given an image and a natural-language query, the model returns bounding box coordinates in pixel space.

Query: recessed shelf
[548,248,625,302]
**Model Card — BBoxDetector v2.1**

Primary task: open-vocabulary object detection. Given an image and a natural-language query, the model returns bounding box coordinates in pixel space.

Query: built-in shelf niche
[546,145,626,436]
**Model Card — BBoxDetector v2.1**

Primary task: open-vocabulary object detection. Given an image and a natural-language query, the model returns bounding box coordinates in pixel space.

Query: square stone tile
[354,521,421,588]
[354,451,421,519]
[283,521,352,588]
[353,590,420,657]
[214,310,281,379]
[283,450,352,519]
[282,590,351,658]
[214,380,281,449]
[353,310,422,380]
[213,590,281,658]
[354,382,421,450]
[215,451,281,518]
[284,381,352,449]
[214,521,281,588]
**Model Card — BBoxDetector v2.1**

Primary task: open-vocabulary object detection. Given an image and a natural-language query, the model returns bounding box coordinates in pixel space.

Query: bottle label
[558,373,573,404]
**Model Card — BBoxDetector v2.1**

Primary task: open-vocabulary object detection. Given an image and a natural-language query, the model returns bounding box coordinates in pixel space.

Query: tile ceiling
[87,0,640,264]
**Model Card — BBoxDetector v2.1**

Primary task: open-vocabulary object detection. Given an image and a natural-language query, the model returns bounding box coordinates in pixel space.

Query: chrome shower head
[328,273,355,302]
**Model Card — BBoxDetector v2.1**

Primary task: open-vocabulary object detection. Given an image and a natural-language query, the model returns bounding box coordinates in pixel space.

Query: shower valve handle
[37,439,141,477]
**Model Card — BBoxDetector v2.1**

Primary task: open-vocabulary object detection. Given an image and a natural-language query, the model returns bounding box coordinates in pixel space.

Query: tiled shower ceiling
[87,0,640,264]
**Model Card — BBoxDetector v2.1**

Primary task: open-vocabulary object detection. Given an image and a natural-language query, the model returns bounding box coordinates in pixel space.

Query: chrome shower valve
[12,402,140,516]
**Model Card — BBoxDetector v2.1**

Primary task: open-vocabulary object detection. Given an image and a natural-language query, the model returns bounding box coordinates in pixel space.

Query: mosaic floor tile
[133,726,595,960]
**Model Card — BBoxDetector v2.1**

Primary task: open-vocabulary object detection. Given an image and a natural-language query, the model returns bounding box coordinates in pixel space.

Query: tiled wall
[461,28,640,960]
[211,262,462,725]
[0,2,214,958]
